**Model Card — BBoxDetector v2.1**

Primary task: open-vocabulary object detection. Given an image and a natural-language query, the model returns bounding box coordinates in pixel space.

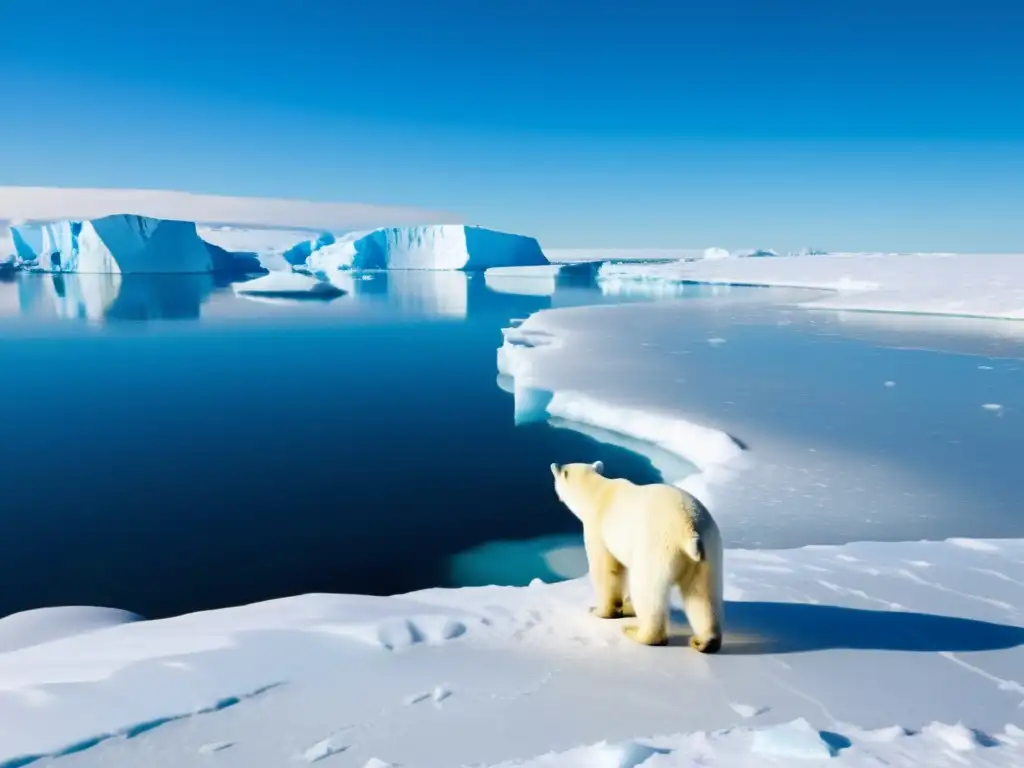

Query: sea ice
[599,251,1024,320]
[496,294,1023,548]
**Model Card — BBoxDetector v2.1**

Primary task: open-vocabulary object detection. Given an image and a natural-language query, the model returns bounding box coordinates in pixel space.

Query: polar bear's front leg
[585,533,628,619]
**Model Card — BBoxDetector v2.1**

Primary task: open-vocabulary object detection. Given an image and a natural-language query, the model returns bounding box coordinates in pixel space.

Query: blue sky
[2,0,1023,251]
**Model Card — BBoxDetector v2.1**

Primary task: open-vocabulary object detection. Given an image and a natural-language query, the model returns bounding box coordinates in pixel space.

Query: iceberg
[304,224,548,273]
[281,231,337,267]
[9,215,269,276]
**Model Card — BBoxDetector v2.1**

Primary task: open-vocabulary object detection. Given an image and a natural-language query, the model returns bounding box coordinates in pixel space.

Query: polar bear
[550,461,724,653]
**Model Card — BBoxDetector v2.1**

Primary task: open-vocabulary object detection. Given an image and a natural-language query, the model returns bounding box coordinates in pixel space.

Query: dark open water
[0,269,692,619]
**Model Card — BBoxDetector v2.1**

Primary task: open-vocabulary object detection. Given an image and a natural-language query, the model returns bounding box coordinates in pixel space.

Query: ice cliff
[9,215,265,275]
[6,219,545,275]
[301,224,548,272]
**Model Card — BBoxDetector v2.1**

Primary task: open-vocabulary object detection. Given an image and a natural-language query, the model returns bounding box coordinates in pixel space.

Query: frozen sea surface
[500,287,1024,549]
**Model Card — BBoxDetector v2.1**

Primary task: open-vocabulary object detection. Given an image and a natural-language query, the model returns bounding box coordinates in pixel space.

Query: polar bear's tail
[681,532,705,563]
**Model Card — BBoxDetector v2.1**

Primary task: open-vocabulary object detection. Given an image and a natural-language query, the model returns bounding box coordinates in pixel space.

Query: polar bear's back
[599,479,717,568]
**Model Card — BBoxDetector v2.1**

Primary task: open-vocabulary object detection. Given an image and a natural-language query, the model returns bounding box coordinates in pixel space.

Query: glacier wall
[9,215,267,275]
[305,224,548,273]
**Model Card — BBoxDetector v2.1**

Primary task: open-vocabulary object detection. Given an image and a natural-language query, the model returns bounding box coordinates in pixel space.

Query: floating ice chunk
[750,718,838,759]
[305,224,547,271]
[231,271,345,302]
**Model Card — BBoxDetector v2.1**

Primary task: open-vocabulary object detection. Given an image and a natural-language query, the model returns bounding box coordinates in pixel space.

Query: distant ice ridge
[299,224,548,273]
[543,246,783,263]
[9,216,266,275]
[598,251,1024,320]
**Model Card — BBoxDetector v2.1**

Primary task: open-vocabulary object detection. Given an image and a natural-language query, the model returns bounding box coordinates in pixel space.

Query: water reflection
[14,273,217,322]
[1,267,640,326]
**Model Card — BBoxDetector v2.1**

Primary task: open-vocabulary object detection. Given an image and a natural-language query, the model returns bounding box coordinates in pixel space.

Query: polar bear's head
[550,461,604,520]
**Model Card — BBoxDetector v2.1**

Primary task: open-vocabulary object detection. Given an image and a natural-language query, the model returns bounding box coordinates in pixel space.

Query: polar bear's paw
[589,597,636,620]
[623,625,669,646]
[690,634,722,654]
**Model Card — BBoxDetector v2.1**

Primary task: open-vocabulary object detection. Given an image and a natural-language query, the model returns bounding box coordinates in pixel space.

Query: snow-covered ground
[4,252,1024,766]
[4,538,1024,767]
[600,252,1024,320]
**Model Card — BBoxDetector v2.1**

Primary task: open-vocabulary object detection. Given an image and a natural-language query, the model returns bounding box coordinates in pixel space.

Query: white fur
[550,461,724,652]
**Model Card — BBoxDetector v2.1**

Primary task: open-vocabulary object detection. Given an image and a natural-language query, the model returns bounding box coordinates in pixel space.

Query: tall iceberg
[9,215,266,275]
[304,224,548,272]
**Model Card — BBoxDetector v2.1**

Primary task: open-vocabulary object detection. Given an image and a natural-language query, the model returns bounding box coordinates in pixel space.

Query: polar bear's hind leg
[679,565,722,654]
[622,564,671,646]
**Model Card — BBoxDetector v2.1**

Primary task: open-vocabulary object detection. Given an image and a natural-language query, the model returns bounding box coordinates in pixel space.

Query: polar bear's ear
[591,460,604,474]
[550,463,560,477]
